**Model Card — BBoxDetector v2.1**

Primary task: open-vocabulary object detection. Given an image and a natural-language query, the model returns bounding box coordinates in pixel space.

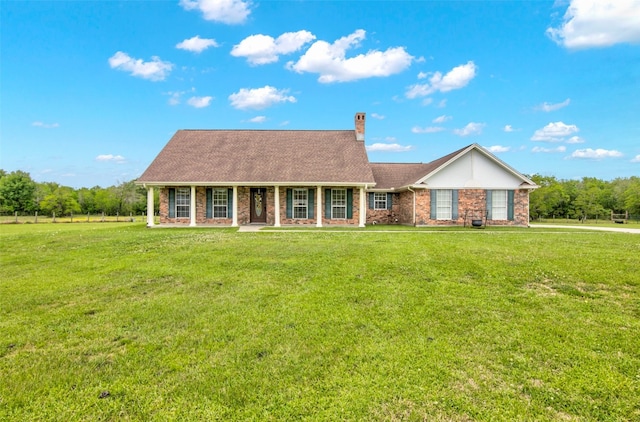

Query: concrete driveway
[530,224,640,234]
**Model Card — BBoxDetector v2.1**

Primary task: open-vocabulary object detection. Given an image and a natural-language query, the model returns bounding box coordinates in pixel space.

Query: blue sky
[2,0,639,188]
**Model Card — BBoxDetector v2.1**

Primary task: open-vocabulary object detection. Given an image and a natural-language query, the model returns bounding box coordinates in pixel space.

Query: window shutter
[452,190,459,220]
[206,188,212,219]
[169,188,176,218]
[347,189,353,219]
[387,193,393,210]
[486,190,493,220]
[286,189,292,219]
[368,192,374,209]
[430,190,436,220]
[308,189,314,219]
[227,188,233,219]
[507,190,515,221]
[325,189,331,218]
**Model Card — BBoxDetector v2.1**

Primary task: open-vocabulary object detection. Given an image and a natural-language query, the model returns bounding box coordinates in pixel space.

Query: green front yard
[1,224,638,420]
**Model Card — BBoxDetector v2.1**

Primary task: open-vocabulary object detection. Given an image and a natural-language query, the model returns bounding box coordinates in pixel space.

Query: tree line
[1,169,638,221]
[529,174,640,221]
[0,170,158,217]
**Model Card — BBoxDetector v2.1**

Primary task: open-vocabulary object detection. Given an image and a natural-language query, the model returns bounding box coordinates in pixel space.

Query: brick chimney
[355,112,365,141]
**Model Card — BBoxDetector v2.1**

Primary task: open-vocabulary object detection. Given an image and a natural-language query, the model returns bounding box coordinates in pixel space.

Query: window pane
[332,189,346,219]
[374,192,387,210]
[436,190,452,220]
[492,190,507,220]
[176,188,190,218]
[293,189,308,219]
[213,189,227,218]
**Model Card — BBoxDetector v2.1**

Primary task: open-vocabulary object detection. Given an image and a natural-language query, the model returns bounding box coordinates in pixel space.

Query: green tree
[39,185,81,217]
[0,170,37,214]
[623,176,640,216]
[573,178,609,220]
[77,187,98,214]
[529,175,571,219]
[94,187,118,214]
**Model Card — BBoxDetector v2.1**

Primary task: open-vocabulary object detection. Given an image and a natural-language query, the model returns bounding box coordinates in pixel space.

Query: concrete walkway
[530,224,640,234]
[238,225,264,232]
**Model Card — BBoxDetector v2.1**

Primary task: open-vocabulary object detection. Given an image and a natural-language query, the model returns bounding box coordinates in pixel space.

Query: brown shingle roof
[137,130,375,185]
[370,145,469,189]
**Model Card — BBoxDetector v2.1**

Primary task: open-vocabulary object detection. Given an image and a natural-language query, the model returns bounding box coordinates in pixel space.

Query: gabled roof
[369,145,469,190]
[414,143,537,188]
[137,129,375,186]
[370,144,537,190]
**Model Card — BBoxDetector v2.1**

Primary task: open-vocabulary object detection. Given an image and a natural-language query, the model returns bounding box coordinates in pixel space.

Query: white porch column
[359,186,366,227]
[189,185,197,226]
[146,186,154,227]
[232,186,238,227]
[274,186,281,227]
[316,186,323,228]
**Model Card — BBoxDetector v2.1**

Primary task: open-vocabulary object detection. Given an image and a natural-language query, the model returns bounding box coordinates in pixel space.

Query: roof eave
[137,180,376,187]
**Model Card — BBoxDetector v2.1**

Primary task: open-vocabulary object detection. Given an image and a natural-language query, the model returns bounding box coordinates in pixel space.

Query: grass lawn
[1,224,638,421]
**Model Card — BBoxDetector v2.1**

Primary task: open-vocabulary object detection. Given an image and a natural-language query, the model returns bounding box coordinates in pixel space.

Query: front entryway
[250,188,267,223]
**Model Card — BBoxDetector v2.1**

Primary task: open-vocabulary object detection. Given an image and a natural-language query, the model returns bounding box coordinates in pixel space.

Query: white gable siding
[423,149,524,189]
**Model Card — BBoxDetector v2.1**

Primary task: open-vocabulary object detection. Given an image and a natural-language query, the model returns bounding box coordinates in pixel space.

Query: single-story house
[137,113,537,227]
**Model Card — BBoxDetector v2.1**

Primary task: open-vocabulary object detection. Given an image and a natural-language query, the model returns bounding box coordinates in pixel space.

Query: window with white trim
[176,188,190,218]
[436,190,452,220]
[293,189,308,219]
[491,190,508,220]
[213,188,228,218]
[374,192,387,210]
[332,189,346,219]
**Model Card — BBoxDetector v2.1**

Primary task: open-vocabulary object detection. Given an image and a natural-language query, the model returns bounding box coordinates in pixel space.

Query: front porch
[144,185,368,228]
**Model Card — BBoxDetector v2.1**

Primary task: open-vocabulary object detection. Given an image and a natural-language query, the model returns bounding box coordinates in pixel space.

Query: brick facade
[159,186,364,226]
[412,188,529,226]
[365,193,401,225]
[158,186,529,227]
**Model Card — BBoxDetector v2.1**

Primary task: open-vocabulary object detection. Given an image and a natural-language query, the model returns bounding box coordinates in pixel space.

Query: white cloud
[566,135,585,144]
[96,154,126,163]
[406,61,477,99]
[411,126,445,134]
[485,145,511,153]
[231,31,316,65]
[536,98,571,112]
[187,96,213,108]
[176,35,219,53]
[228,85,296,110]
[108,51,173,81]
[286,29,413,83]
[417,71,428,79]
[32,121,59,128]
[631,155,640,163]
[366,143,413,152]
[432,115,451,124]
[371,113,385,120]
[437,99,447,108]
[570,148,623,159]
[453,122,485,137]
[531,121,579,142]
[504,125,515,132]
[166,91,184,105]
[547,0,640,49]
[532,145,567,153]
[249,115,266,123]
[165,88,195,105]
[179,0,251,24]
